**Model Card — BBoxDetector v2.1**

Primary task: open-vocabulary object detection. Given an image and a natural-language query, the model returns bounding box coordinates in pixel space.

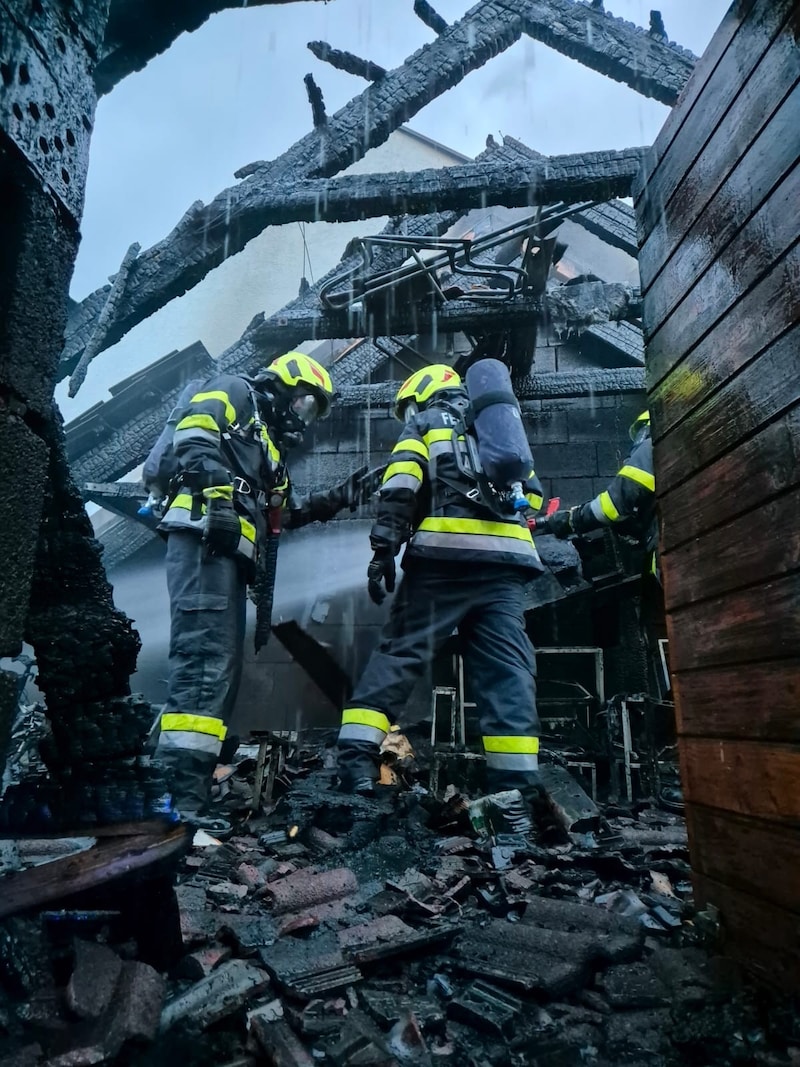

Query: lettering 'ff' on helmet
[262,352,335,419]
[629,409,651,441]
[393,364,462,420]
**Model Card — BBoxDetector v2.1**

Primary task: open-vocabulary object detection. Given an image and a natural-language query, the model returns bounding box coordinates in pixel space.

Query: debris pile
[0,737,797,1066]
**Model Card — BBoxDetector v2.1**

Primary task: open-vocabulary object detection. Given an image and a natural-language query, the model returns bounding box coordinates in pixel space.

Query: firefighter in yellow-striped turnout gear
[154,352,382,835]
[337,364,545,802]
[539,410,658,575]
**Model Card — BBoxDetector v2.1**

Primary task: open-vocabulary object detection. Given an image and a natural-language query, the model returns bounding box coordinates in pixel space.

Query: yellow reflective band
[383,461,423,484]
[619,465,655,492]
[341,708,390,732]
[599,491,620,521]
[161,713,228,740]
[203,485,233,500]
[170,492,202,513]
[423,428,455,446]
[392,437,429,460]
[176,413,220,434]
[190,391,236,425]
[240,517,256,543]
[482,736,540,754]
[418,516,531,542]
[525,492,543,510]
[259,425,282,462]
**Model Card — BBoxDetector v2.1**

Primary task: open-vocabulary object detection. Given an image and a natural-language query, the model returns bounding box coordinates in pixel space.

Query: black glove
[335,465,387,512]
[202,497,241,557]
[541,508,575,539]
[367,549,396,605]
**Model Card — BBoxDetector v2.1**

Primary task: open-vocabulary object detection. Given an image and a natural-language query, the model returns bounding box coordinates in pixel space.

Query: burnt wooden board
[650,242,800,441]
[646,161,800,385]
[666,571,800,672]
[681,737,800,823]
[693,873,800,990]
[642,75,800,329]
[662,484,800,611]
[673,661,800,743]
[658,406,800,552]
[635,0,791,230]
[0,826,189,920]
[686,806,800,916]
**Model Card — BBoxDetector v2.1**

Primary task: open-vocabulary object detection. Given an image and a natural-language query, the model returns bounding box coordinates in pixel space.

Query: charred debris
[0,736,797,1067]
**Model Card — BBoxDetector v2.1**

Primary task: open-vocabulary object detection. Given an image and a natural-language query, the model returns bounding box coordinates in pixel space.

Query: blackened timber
[572,201,638,259]
[241,281,642,351]
[339,367,645,407]
[519,0,696,106]
[304,73,327,128]
[62,1,529,379]
[95,0,329,95]
[308,41,387,81]
[414,0,449,35]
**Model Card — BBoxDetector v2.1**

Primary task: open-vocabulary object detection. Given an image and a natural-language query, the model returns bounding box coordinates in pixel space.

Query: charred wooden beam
[96,0,330,95]
[414,0,449,35]
[339,366,646,407]
[304,73,327,128]
[519,0,696,106]
[572,200,638,258]
[61,1,529,379]
[235,281,642,353]
[308,41,386,81]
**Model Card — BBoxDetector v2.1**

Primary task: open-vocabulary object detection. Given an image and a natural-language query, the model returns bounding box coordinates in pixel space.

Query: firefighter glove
[542,508,576,539]
[202,497,241,557]
[367,549,396,605]
[334,465,387,512]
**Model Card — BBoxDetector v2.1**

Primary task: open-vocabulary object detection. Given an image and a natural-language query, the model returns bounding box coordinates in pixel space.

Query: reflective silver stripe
[159,508,204,532]
[338,723,387,746]
[411,529,541,562]
[237,534,256,560]
[484,751,540,772]
[382,474,422,492]
[428,440,455,459]
[157,730,222,756]
[590,497,610,524]
[173,426,219,448]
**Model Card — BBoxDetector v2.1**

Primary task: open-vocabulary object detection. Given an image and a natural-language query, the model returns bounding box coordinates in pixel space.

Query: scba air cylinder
[465,359,532,489]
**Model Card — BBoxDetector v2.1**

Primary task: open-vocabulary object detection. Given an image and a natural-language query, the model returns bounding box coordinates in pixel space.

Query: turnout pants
[338,559,540,794]
[155,531,247,812]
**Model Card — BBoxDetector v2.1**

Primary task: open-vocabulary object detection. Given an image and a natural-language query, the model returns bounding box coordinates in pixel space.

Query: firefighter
[539,410,657,571]
[155,352,381,835]
[336,364,545,803]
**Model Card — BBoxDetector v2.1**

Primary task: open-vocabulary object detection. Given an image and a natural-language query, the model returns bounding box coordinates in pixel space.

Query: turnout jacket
[570,425,657,550]
[158,372,341,562]
[373,392,545,573]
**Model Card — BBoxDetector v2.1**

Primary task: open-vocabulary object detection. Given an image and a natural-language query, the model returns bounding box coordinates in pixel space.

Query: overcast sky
[73,0,730,299]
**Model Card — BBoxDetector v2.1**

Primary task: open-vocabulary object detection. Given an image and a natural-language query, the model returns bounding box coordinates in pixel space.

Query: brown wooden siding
[634,0,800,988]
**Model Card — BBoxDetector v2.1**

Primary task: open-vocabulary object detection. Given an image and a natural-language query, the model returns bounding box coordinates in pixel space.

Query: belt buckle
[233,476,251,495]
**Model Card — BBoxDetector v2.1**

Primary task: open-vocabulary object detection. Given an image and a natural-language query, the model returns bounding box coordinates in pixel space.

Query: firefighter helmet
[257,352,335,420]
[629,410,650,441]
[393,365,462,420]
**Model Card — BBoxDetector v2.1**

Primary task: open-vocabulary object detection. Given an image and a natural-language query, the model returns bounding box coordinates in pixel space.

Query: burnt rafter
[413,0,449,35]
[307,41,387,81]
[233,280,642,353]
[61,0,532,380]
[519,0,696,107]
[96,0,330,95]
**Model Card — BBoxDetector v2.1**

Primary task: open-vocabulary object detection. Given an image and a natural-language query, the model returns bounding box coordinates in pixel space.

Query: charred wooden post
[413,0,449,36]
[307,41,386,82]
[303,73,327,129]
[649,10,667,41]
[0,1,167,827]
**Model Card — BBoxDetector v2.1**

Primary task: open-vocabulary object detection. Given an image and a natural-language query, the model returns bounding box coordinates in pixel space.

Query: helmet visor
[290,392,320,427]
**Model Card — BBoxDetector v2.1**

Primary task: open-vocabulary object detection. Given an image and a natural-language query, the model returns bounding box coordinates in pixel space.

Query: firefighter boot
[156,746,233,838]
[486,768,548,831]
[337,741,381,795]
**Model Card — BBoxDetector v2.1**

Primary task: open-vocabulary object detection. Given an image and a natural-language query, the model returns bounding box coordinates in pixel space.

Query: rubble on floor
[0,736,797,1067]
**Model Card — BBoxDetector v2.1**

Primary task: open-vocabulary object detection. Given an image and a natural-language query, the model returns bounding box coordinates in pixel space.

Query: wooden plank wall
[633,0,800,989]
